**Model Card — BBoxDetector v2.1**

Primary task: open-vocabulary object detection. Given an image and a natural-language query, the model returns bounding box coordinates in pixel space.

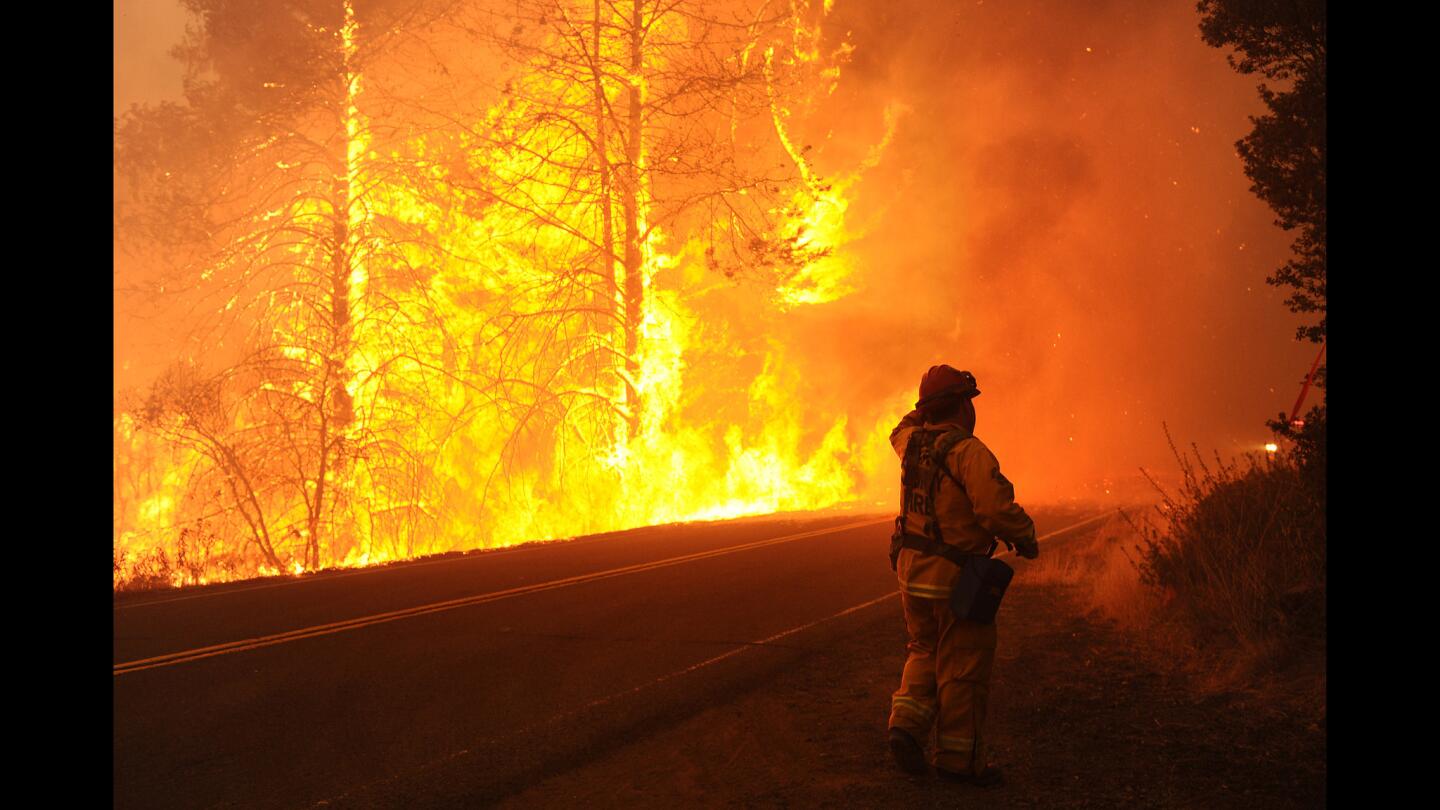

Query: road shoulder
[492,558,1326,808]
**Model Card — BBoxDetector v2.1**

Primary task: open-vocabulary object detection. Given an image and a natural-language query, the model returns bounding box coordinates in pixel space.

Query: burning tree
[115,0,884,587]
[116,0,473,576]
[431,0,865,480]
[275,0,877,549]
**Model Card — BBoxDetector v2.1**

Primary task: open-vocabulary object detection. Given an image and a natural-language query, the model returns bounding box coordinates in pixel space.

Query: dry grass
[1027,514,1165,632]
[114,522,235,592]
[114,547,175,592]
[1032,425,1325,701]
[1134,428,1326,671]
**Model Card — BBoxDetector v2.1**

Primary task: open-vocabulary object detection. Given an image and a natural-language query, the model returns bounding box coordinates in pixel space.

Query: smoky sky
[774,0,1317,501]
[114,0,1320,504]
[114,0,187,117]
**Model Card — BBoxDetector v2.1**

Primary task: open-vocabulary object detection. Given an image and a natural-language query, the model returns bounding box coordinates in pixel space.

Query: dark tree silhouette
[1198,0,1326,345]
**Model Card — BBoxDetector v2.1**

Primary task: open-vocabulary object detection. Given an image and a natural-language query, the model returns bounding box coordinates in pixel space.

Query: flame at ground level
[113,403,897,591]
[113,258,911,591]
[114,0,1314,591]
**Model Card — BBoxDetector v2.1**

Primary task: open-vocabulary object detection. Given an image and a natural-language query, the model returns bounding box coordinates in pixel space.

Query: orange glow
[115,1,1318,590]
[114,0,888,589]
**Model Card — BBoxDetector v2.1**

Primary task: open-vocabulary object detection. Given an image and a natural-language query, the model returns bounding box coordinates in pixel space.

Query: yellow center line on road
[1029,509,1117,548]
[113,517,890,676]
[115,518,859,611]
[312,509,1122,807]
[114,510,1119,677]
[568,508,1118,710]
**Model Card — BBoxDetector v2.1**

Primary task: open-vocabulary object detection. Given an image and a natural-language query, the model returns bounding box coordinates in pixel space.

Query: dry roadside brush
[1130,422,1326,670]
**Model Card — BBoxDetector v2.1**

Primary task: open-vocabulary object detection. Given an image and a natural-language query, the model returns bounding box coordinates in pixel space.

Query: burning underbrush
[114,0,1301,595]
[112,0,906,591]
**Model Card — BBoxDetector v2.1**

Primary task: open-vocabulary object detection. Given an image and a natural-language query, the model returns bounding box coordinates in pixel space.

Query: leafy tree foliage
[1198,0,1326,344]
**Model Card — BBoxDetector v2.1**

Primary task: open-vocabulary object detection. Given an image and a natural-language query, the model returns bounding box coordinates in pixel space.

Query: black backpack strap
[927,430,1010,556]
[892,428,939,569]
[894,428,1006,568]
[931,430,972,486]
[922,430,961,545]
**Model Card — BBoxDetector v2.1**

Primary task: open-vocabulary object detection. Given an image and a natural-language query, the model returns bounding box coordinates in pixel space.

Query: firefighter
[886,364,1039,786]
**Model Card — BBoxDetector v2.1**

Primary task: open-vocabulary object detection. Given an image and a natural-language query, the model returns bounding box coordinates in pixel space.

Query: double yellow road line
[113,517,890,676]
[114,510,1118,677]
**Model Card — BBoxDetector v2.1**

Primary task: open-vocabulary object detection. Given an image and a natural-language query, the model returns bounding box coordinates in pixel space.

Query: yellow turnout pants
[888,591,997,774]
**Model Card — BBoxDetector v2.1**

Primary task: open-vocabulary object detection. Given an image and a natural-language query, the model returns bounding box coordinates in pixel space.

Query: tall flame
[114,0,901,590]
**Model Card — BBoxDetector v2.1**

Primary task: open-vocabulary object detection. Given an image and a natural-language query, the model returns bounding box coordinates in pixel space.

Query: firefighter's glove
[1014,535,1039,560]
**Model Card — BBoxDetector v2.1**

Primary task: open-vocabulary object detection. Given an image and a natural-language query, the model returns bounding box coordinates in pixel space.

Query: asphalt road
[114,505,1105,809]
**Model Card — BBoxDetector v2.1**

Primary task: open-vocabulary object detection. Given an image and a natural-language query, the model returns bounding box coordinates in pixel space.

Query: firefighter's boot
[888,728,927,775]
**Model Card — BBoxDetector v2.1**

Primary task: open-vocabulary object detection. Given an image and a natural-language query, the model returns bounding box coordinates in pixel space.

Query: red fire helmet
[916,365,980,408]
